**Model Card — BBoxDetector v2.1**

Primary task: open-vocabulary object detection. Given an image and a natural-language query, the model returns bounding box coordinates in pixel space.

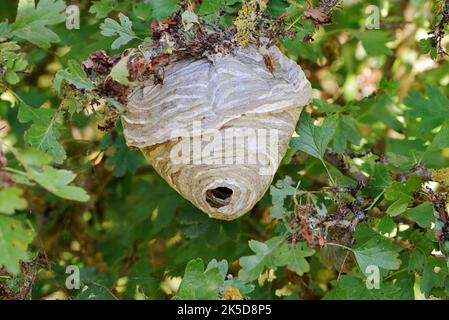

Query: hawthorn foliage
[0,0,449,300]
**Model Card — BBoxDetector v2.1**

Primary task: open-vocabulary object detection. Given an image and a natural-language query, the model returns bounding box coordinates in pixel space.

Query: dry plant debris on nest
[81,4,291,110]
[64,1,342,131]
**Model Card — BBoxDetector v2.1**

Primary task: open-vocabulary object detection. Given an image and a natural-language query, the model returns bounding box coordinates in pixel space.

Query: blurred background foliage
[0,0,449,300]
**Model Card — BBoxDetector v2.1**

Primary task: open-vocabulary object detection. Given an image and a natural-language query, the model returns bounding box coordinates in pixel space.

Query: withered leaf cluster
[78,6,291,112]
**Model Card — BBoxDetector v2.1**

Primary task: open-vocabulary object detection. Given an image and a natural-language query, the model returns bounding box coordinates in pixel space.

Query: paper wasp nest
[122,46,312,220]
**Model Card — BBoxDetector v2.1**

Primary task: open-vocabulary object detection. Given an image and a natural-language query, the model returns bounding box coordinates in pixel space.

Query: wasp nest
[122,46,312,220]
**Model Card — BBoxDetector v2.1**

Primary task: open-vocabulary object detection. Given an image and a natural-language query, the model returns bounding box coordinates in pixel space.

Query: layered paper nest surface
[122,46,312,220]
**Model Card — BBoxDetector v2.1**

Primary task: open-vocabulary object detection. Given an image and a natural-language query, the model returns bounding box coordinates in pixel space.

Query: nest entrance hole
[206,187,233,208]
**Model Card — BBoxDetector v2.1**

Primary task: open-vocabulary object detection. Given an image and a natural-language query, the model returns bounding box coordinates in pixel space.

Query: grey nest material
[122,46,312,220]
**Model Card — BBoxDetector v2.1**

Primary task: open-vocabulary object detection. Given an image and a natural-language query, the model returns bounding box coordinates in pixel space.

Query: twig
[324,150,368,184]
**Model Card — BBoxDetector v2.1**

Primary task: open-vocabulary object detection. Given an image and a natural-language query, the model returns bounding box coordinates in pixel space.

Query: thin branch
[324,150,368,184]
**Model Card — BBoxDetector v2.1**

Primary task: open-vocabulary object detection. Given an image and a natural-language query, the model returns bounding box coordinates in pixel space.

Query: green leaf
[15,148,89,202]
[408,249,427,272]
[363,163,392,198]
[18,102,66,164]
[224,277,255,295]
[404,85,449,131]
[352,30,393,56]
[419,38,438,60]
[238,240,273,282]
[384,174,422,216]
[290,112,337,161]
[11,0,66,48]
[355,224,402,251]
[405,203,434,228]
[100,13,136,50]
[54,60,95,93]
[179,210,222,240]
[324,274,403,300]
[386,152,416,171]
[0,215,34,275]
[378,215,396,234]
[385,174,422,200]
[395,272,416,300]
[29,166,90,202]
[0,187,27,215]
[109,55,130,85]
[74,268,116,300]
[205,259,228,279]
[386,198,410,217]
[123,253,158,299]
[312,99,342,113]
[150,0,179,20]
[4,71,20,84]
[273,242,315,276]
[89,0,116,19]
[421,258,448,297]
[353,224,402,274]
[269,176,297,219]
[133,1,153,21]
[18,101,54,124]
[238,237,308,282]
[151,193,178,234]
[380,79,400,95]
[0,41,28,84]
[15,148,52,167]
[239,237,292,282]
[427,120,449,152]
[353,246,401,274]
[332,114,361,152]
[357,94,403,131]
[24,127,63,153]
[199,0,226,15]
[0,22,12,41]
[106,136,143,177]
[177,258,225,300]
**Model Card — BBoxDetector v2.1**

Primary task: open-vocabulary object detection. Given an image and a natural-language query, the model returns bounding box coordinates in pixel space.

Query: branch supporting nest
[428,0,449,56]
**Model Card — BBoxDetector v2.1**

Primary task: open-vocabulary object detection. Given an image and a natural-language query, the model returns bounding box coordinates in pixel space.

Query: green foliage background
[1,0,449,300]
